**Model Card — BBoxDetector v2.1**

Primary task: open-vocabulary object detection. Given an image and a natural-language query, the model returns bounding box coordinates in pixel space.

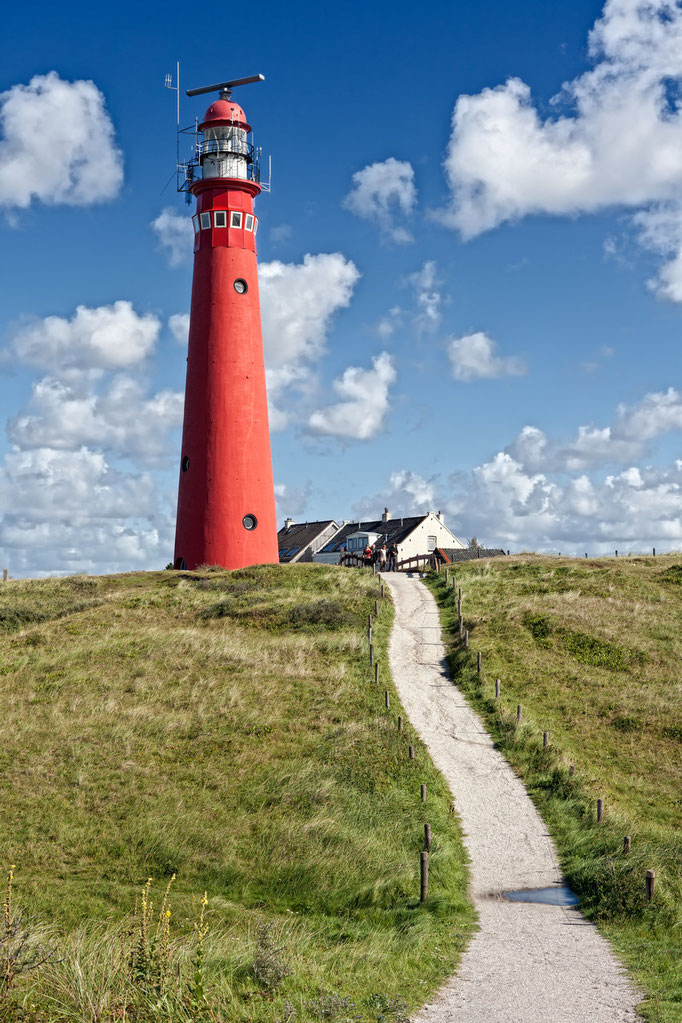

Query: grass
[426,554,682,1023]
[0,565,475,1021]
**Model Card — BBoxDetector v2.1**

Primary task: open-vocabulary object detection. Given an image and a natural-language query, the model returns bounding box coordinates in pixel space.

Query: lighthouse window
[214,210,227,228]
[234,278,248,294]
[192,215,200,234]
[199,212,211,230]
[244,214,254,231]
[230,211,243,229]
[242,514,258,531]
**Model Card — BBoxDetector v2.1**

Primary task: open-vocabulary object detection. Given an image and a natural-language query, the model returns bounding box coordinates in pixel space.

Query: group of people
[363,540,399,572]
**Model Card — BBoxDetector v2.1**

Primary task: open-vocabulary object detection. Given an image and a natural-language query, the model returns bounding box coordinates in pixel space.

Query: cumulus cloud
[11,301,160,379]
[0,71,123,209]
[447,331,526,381]
[444,453,682,553]
[0,447,169,577]
[259,253,360,428]
[8,375,183,467]
[151,208,194,267]
[169,313,190,345]
[507,386,682,472]
[308,352,396,440]
[438,0,682,294]
[0,301,182,575]
[352,469,437,521]
[343,157,417,243]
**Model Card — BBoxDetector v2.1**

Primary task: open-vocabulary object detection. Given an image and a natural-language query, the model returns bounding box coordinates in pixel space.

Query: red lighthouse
[174,75,279,571]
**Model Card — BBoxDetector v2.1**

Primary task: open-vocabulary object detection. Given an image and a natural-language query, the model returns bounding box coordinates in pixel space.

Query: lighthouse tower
[174,76,279,571]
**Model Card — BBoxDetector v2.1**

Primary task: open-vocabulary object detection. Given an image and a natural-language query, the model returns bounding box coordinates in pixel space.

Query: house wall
[396,514,465,562]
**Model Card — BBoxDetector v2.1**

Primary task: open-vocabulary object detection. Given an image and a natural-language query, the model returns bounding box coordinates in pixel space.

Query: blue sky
[2,0,682,575]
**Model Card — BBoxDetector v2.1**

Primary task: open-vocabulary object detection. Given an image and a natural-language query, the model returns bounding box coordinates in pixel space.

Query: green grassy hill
[0,566,474,1022]
[428,554,682,1023]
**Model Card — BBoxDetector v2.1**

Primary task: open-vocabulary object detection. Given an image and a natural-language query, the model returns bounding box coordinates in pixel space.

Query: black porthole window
[242,514,258,531]
[182,455,190,472]
[234,278,248,294]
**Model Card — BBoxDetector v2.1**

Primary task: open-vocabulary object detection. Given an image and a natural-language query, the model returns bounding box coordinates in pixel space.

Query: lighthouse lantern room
[173,75,279,572]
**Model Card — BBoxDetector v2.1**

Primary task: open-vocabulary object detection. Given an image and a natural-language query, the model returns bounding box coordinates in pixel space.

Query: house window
[192,215,200,234]
[214,210,227,228]
[199,212,211,230]
[253,217,258,235]
[427,536,437,551]
[244,214,254,231]
[231,211,243,228]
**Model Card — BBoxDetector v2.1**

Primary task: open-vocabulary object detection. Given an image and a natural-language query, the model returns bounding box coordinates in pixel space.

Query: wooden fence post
[597,798,604,823]
[381,583,385,598]
[370,644,374,666]
[464,630,469,650]
[516,704,522,724]
[495,679,501,700]
[543,731,549,749]
[385,690,390,710]
[420,783,427,803]
[424,823,432,851]
[398,715,403,732]
[408,745,415,760]
[375,599,379,616]
[477,651,482,674]
[623,836,631,855]
[646,869,655,901]
[374,662,379,685]
[420,851,429,903]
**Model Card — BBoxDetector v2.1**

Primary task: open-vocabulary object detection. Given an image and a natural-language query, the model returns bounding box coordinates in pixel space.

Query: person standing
[388,541,398,571]
[377,544,387,572]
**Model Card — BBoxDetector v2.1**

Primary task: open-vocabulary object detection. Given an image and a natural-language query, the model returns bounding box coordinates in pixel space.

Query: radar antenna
[186,74,265,100]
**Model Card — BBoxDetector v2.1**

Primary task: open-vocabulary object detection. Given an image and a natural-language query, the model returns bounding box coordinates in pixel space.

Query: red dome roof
[200,98,250,131]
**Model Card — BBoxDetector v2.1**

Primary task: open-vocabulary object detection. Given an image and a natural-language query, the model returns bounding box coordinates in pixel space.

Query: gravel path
[383,572,642,1023]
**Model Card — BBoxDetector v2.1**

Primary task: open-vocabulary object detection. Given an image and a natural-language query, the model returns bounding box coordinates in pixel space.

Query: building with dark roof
[312,509,466,564]
[277,519,339,563]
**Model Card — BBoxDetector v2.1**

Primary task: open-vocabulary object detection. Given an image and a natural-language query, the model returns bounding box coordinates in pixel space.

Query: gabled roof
[317,517,426,556]
[278,520,337,563]
[437,547,507,563]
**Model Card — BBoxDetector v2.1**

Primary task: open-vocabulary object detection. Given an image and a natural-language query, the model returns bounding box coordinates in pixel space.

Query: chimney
[382,506,391,522]
[437,510,445,524]
[284,517,295,530]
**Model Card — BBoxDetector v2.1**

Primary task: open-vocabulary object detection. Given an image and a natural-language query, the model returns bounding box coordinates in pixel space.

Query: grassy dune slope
[427,555,682,1023]
[0,565,474,1022]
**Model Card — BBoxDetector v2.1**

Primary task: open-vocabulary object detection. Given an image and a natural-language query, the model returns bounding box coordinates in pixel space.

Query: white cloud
[0,72,123,209]
[11,301,160,379]
[0,447,170,577]
[8,375,183,467]
[308,352,396,440]
[169,313,189,345]
[447,331,526,381]
[437,0,682,294]
[352,469,437,521]
[376,305,404,339]
[445,453,682,553]
[259,253,360,428]
[507,386,682,472]
[408,261,444,333]
[343,157,417,243]
[151,208,194,267]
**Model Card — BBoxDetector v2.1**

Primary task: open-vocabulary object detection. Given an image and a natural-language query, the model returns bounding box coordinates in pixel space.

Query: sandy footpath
[383,572,642,1023]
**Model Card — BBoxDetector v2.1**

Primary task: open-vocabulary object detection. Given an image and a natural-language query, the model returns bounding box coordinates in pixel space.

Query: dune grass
[0,564,474,1021]
[427,554,682,1023]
